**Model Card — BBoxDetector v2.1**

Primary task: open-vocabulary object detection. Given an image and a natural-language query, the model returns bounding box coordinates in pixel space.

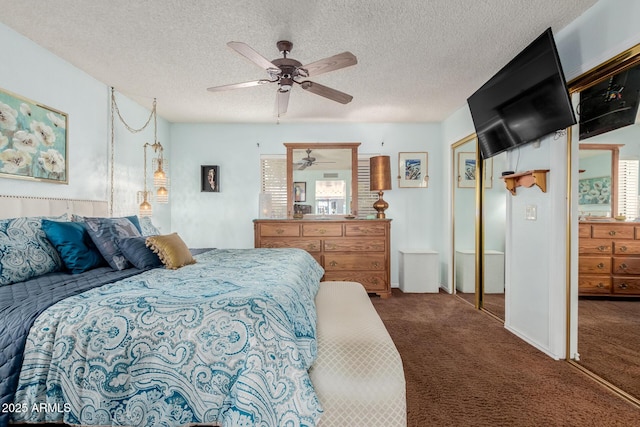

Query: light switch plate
[526,204,537,220]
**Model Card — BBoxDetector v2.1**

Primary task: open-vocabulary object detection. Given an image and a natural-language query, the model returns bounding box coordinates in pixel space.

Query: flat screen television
[467,28,577,160]
[578,62,640,140]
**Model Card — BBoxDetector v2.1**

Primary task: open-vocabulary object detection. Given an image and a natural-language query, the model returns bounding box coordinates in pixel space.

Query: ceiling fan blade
[227,41,281,72]
[207,79,272,92]
[299,81,353,104]
[301,52,357,77]
[276,90,290,116]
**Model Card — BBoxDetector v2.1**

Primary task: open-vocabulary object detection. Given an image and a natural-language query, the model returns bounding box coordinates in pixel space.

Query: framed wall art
[578,175,611,205]
[398,152,428,188]
[457,152,493,188]
[201,165,220,192]
[0,87,68,183]
[293,181,306,202]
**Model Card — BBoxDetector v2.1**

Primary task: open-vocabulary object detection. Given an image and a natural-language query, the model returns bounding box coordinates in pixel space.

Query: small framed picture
[398,152,428,188]
[293,181,306,202]
[201,165,219,192]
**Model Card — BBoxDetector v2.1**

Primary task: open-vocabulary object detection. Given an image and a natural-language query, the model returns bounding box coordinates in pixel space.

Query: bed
[0,195,406,427]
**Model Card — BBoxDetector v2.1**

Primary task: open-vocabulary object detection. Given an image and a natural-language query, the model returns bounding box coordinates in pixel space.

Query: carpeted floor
[578,297,640,399]
[370,290,640,426]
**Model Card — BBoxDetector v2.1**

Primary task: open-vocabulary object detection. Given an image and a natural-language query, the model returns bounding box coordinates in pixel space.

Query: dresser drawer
[259,223,300,237]
[578,256,611,274]
[612,257,640,275]
[612,277,640,294]
[579,239,612,255]
[258,238,321,252]
[579,224,592,238]
[591,225,634,239]
[323,272,388,291]
[578,275,612,294]
[302,223,343,237]
[324,254,386,271]
[344,222,387,236]
[613,240,640,255]
[323,238,385,252]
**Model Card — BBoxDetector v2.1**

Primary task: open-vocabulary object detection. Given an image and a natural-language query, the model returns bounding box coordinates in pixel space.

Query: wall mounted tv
[467,28,577,160]
[578,62,640,140]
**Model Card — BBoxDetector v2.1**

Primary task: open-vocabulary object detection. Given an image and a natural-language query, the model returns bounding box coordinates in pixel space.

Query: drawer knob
[619,263,628,270]
[326,244,336,250]
[619,283,629,289]
[372,261,380,268]
[329,261,338,267]
[619,245,627,252]
[597,263,605,269]
[276,228,284,235]
[597,245,607,251]
[597,283,604,288]
[609,230,616,236]
[319,228,327,234]
[307,244,317,250]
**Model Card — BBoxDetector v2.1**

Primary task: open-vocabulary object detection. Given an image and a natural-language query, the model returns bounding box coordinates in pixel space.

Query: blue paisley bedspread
[11,248,325,427]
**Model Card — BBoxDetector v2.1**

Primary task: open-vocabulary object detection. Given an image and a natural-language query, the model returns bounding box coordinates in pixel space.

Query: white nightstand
[455,250,504,294]
[399,249,440,293]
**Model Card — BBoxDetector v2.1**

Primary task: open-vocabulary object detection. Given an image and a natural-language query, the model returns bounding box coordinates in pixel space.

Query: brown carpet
[578,297,640,400]
[371,290,640,427]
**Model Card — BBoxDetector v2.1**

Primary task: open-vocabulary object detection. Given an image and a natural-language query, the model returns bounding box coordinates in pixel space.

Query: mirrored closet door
[569,43,640,405]
[452,135,480,307]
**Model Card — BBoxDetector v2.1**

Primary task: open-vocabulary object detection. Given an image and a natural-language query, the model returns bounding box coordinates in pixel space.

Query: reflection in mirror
[570,45,640,405]
[578,144,620,219]
[285,143,359,218]
[452,135,479,307]
[482,151,507,320]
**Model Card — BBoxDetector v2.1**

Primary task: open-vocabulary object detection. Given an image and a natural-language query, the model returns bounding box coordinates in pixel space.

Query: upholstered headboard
[0,195,108,219]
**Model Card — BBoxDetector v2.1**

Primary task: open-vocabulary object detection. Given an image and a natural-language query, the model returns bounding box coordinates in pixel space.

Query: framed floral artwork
[398,152,428,188]
[0,87,68,183]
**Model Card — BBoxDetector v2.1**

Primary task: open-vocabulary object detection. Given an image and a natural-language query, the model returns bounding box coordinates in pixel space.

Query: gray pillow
[118,236,163,269]
[84,217,141,270]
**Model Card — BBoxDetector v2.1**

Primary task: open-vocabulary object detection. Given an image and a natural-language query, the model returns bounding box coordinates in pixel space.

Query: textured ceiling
[0,0,598,124]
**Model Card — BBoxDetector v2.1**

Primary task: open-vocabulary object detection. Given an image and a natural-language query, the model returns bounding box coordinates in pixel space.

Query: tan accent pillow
[145,233,196,270]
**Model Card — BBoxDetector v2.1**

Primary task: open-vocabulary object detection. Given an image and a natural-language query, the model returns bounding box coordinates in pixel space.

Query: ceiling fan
[294,149,336,170]
[207,40,357,116]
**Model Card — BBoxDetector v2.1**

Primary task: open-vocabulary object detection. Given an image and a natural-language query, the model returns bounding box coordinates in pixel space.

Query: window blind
[618,159,639,219]
[260,155,287,218]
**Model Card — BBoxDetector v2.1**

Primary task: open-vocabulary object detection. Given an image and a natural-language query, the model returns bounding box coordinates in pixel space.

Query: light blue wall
[169,123,443,286]
[0,23,172,232]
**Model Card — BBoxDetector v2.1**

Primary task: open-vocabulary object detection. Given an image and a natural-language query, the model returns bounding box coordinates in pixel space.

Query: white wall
[170,123,443,286]
[0,23,172,232]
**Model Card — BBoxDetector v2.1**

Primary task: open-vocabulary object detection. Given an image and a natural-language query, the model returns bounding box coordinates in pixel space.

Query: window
[260,155,287,218]
[358,156,378,218]
[260,154,377,218]
[618,159,639,219]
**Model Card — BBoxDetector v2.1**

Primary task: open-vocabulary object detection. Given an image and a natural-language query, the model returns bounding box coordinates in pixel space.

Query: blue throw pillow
[41,220,105,274]
[118,236,163,269]
[84,217,142,270]
[0,215,66,286]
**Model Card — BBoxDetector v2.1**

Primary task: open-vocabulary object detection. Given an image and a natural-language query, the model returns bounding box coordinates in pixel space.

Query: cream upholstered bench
[310,281,407,427]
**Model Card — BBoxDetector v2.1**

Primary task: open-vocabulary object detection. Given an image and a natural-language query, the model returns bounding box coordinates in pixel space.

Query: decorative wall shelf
[500,170,550,195]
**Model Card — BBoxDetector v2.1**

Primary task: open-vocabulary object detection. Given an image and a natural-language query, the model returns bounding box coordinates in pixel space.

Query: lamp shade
[370,155,392,191]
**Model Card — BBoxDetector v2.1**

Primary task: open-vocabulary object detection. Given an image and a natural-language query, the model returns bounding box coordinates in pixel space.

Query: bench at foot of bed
[311,281,407,427]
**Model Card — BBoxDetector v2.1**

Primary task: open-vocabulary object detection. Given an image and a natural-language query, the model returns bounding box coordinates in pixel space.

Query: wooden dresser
[254,219,392,298]
[579,221,640,296]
